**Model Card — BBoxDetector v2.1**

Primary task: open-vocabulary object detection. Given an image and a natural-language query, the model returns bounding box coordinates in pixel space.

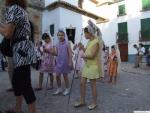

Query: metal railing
[116,32,128,43]
[139,30,150,41]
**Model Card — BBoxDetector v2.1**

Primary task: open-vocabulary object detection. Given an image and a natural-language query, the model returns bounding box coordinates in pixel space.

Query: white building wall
[42,6,96,46]
[59,7,82,44]
[97,0,150,61]
[82,0,99,15]
[59,8,96,45]
[42,8,60,44]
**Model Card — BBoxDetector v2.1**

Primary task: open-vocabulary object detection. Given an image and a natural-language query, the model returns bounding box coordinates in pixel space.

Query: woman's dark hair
[133,44,137,48]
[139,43,144,47]
[42,33,50,40]
[5,0,27,9]
[84,27,89,33]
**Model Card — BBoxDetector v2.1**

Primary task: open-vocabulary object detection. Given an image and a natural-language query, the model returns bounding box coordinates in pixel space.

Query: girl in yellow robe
[74,20,102,110]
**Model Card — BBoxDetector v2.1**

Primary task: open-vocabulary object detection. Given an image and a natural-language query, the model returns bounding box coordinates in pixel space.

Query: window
[66,28,76,44]
[118,4,126,16]
[118,22,127,33]
[117,22,128,43]
[50,24,54,37]
[140,18,150,41]
[142,0,150,10]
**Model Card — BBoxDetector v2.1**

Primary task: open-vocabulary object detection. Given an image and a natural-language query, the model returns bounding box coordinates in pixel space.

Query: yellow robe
[82,38,102,79]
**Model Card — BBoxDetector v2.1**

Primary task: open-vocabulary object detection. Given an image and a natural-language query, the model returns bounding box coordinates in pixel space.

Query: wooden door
[118,43,128,62]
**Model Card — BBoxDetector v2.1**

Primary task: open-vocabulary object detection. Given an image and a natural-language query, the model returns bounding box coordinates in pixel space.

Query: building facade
[42,0,106,45]
[95,0,150,62]
[1,0,149,63]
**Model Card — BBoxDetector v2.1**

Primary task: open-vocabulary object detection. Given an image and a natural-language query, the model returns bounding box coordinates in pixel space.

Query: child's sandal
[88,104,97,110]
[74,102,86,108]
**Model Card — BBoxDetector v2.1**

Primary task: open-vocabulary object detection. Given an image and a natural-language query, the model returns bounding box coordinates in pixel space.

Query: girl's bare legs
[53,74,62,95]
[114,76,117,84]
[56,74,61,88]
[35,73,43,90]
[49,73,54,88]
[63,74,70,96]
[63,74,69,88]
[75,70,79,79]
[38,73,44,88]
[80,77,87,104]
[108,76,113,83]
[90,79,97,106]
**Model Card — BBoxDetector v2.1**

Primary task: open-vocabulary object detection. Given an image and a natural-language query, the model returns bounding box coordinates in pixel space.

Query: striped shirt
[5,5,36,68]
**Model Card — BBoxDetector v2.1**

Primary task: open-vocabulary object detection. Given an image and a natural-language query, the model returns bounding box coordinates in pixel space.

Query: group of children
[34,31,73,96]
[33,21,120,110]
[34,31,120,88]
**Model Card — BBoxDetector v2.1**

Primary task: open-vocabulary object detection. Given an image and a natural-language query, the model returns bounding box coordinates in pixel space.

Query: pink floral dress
[39,43,54,73]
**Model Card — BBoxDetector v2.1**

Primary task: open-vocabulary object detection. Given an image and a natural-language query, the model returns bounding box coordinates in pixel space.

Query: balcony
[139,30,150,41]
[116,32,128,43]
[117,13,126,17]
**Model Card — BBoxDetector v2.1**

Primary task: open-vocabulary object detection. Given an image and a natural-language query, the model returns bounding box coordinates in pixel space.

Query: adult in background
[133,43,145,68]
[133,44,140,68]
[0,0,37,113]
[138,43,145,64]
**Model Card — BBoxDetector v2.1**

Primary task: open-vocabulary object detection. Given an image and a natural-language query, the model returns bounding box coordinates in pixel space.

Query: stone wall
[0,0,44,41]
[28,0,44,41]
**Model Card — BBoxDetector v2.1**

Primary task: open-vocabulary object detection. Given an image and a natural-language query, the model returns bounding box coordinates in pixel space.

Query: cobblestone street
[0,63,150,113]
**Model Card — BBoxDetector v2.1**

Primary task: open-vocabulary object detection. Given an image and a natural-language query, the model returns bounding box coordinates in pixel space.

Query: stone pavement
[0,63,150,113]
[121,63,150,75]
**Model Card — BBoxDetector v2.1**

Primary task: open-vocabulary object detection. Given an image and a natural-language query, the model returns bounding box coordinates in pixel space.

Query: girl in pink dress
[35,33,54,91]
